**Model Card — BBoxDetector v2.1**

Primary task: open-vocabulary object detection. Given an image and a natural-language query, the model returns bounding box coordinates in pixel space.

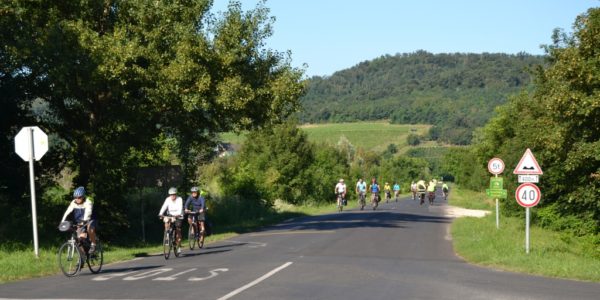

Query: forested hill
[299,51,545,144]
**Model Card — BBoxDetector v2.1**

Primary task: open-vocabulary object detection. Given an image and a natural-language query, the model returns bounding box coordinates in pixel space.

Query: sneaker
[89,244,96,254]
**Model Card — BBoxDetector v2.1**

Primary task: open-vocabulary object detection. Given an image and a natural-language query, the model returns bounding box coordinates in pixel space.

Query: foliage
[406,133,421,146]
[457,8,600,235]
[299,51,544,144]
[0,0,304,241]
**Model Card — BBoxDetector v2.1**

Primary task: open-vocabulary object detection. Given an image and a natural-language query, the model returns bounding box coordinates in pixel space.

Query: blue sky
[213,0,599,77]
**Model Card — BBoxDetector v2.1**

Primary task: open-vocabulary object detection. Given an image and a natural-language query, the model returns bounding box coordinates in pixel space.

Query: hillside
[299,51,545,144]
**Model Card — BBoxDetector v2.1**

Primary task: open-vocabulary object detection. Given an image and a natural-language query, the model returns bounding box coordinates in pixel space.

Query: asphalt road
[1,191,599,300]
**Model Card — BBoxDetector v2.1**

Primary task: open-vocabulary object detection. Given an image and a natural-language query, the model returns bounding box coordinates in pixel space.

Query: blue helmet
[73,186,86,198]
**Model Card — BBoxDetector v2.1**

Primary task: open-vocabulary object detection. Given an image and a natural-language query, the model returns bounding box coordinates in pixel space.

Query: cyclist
[393,181,401,202]
[334,179,347,207]
[410,181,417,201]
[427,179,437,205]
[184,186,206,248]
[416,179,427,205]
[369,177,380,210]
[442,182,449,200]
[355,178,367,209]
[61,186,98,254]
[383,182,392,203]
[158,187,184,254]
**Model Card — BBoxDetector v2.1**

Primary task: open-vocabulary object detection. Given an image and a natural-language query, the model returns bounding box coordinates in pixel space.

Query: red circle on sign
[515,183,541,207]
[488,158,505,175]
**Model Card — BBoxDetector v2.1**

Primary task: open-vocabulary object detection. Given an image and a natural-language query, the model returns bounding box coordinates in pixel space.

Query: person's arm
[158,199,168,216]
[61,201,75,222]
[184,197,191,212]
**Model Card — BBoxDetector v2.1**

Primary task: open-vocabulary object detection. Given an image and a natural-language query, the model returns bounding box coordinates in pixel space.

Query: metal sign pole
[28,128,39,258]
[495,174,499,229]
[525,207,530,254]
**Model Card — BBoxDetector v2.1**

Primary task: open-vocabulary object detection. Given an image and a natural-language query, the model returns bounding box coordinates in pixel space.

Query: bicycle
[371,193,380,210]
[187,211,204,250]
[336,193,345,212]
[57,221,103,277]
[428,191,435,205]
[385,191,391,203]
[358,191,366,210]
[418,191,426,205]
[160,215,182,259]
[394,191,400,202]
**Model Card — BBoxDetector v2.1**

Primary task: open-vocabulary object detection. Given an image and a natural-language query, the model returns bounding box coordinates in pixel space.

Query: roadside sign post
[513,149,543,254]
[487,158,505,229]
[515,183,541,253]
[14,126,49,258]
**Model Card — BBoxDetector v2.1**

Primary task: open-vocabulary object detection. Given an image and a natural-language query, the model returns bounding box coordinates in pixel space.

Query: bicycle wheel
[163,230,171,260]
[188,224,196,250]
[87,240,103,274]
[173,232,181,257]
[58,241,83,277]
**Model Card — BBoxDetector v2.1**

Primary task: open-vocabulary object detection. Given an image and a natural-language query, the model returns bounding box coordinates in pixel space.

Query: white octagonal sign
[15,126,48,161]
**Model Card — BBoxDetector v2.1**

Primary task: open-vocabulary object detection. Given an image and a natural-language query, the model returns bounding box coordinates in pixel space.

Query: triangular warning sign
[513,148,543,175]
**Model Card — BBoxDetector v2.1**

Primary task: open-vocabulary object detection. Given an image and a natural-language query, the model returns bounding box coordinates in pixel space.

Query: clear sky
[212,0,599,77]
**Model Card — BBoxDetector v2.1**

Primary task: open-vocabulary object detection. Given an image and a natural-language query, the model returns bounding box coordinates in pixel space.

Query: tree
[468,8,600,234]
[0,0,305,238]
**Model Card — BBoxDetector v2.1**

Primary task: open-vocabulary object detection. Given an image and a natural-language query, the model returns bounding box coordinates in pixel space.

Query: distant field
[221,122,432,153]
[300,122,430,152]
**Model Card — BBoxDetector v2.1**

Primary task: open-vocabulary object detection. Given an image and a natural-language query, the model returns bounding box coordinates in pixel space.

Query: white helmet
[168,187,177,195]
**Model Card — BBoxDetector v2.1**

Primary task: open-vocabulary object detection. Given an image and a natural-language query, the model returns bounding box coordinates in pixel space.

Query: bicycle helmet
[168,187,177,195]
[73,186,86,198]
[190,186,199,192]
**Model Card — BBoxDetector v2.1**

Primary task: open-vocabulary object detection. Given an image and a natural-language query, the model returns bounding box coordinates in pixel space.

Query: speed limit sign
[515,183,541,207]
[488,157,505,175]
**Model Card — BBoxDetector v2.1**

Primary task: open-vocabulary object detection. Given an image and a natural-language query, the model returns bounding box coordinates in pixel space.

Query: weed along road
[1,192,598,300]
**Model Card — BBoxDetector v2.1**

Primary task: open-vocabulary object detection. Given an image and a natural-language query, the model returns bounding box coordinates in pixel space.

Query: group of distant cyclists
[60,185,208,257]
[335,177,450,211]
[410,179,449,205]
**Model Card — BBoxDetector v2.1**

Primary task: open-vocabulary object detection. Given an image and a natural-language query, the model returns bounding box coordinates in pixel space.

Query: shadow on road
[264,211,451,232]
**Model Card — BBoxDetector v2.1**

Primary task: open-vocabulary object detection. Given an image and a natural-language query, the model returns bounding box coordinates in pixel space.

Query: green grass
[220,121,433,153]
[300,121,430,152]
[0,202,338,284]
[450,186,600,282]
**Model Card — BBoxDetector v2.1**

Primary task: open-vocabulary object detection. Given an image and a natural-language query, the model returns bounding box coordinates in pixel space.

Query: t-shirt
[356,181,367,192]
[370,183,380,193]
[393,184,401,191]
[427,182,436,192]
[335,183,347,194]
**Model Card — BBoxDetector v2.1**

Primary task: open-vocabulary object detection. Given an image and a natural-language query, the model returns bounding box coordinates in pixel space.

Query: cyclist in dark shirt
[184,186,206,247]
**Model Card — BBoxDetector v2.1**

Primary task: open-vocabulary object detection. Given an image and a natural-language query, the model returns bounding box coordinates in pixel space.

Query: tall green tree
[469,8,600,234]
[0,0,304,238]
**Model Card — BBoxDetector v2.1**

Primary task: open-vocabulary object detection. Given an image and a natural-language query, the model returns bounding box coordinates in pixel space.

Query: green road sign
[490,177,504,189]
[486,188,507,199]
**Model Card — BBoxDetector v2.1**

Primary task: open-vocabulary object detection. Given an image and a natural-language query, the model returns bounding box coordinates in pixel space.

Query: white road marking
[92,270,138,281]
[123,268,172,280]
[217,262,293,300]
[188,268,229,281]
[153,268,197,281]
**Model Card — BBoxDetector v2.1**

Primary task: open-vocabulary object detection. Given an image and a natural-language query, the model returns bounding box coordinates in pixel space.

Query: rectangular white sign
[518,175,539,183]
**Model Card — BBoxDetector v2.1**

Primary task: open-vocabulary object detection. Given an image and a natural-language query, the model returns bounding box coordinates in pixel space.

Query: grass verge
[450,185,600,282]
[0,202,338,284]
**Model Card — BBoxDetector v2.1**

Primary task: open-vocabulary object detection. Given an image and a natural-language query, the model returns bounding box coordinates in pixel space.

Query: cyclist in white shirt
[335,179,347,207]
[158,187,184,253]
